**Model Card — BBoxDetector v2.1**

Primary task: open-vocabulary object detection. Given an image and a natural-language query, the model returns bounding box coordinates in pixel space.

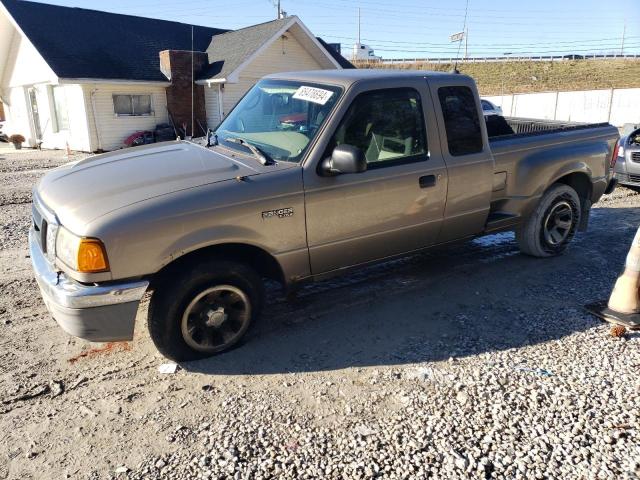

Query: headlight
[618,145,624,157]
[45,222,58,262]
[56,227,110,273]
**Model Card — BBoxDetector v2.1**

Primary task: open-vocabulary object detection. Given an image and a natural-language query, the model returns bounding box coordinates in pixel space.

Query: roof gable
[0,0,228,82]
[201,16,346,82]
[203,17,291,81]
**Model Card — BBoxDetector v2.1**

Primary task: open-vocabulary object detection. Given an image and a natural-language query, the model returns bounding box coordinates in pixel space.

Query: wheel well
[555,172,592,203]
[153,243,285,288]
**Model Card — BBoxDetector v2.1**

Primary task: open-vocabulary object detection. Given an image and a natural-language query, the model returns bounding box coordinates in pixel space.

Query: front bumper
[29,229,149,342]
[614,172,640,188]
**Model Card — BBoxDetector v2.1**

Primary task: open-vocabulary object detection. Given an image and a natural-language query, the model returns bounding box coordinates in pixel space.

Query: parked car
[481,99,503,117]
[29,70,619,360]
[613,126,640,190]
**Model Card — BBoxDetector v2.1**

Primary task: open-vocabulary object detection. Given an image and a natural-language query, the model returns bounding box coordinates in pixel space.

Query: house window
[113,94,153,116]
[52,86,69,131]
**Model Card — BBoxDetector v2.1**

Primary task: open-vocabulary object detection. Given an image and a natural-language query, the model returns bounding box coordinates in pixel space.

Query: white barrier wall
[483,88,640,126]
[610,89,640,127]
[555,89,612,123]
[512,92,557,120]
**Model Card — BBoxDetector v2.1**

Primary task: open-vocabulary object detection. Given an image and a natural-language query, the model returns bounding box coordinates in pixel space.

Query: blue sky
[40,0,639,59]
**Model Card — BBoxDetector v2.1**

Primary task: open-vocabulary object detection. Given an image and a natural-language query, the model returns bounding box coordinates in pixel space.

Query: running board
[484,212,521,233]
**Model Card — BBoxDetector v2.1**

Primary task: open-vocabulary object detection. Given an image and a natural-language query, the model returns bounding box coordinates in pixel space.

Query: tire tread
[148,259,264,361]
[516,183,580,258]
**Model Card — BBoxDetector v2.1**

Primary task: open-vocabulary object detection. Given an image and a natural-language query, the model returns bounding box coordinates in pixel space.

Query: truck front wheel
[148,260,264,361]
[516,183,581,257]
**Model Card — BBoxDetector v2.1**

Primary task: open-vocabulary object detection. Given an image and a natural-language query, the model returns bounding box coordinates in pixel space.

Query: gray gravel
[0,148,639,479]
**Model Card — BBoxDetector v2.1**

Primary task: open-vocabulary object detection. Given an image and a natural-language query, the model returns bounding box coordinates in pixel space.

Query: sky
[37,0,640,59]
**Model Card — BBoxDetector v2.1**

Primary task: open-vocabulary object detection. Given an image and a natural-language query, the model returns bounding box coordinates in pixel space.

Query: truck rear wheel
[148,260,264,361]
[516,183,581,257]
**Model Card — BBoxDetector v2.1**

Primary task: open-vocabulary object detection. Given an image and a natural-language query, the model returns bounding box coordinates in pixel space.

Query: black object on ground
[585,300,640,330]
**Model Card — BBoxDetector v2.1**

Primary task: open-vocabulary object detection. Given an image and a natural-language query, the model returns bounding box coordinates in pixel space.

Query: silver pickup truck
[29,70,619,360]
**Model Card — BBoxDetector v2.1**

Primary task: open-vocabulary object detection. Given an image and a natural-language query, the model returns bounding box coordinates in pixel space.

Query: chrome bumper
[29,229,149,342]
[614,172,640,187]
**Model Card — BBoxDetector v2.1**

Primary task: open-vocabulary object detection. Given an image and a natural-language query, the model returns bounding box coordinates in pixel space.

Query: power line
[320,34,640,48]
[324,35,640,51]
[297,0,627,16]
[299,0,628,22]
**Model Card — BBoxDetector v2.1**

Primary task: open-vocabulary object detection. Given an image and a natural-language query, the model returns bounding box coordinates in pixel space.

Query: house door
[27,87,42,140]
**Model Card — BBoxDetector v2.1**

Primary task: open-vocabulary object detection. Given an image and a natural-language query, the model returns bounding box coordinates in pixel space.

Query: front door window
[329,88,428,168]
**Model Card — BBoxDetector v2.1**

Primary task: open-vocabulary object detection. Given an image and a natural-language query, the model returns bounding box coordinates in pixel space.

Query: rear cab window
[438,86,483,156]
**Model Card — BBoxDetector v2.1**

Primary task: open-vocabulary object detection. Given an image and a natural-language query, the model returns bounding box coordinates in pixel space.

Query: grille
[629,174,640,183]
[632,151,640,163]
[31,202,47,253]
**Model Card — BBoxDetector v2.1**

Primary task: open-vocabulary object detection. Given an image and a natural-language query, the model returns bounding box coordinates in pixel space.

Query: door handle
[419,175,437,188]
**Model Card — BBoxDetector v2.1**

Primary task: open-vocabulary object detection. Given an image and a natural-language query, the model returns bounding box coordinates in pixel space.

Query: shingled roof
[200,17,353,81]
[316,37,355,69]
[200,17,292,81]
[0,0,228,82]
[0,0,354,83]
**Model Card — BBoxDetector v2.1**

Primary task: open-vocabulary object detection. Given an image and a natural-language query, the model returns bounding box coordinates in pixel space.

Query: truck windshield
[215,80,342,163]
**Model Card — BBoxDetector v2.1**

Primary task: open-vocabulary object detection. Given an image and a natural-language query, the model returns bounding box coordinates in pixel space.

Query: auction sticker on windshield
[293,86,334,105]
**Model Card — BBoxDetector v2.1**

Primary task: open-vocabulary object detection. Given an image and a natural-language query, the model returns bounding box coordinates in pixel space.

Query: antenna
[464,26,468,59]
[271,0,282,19]
[452,0,470,73]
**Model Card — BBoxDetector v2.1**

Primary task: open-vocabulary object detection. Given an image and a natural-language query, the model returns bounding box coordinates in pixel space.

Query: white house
[197,17,345,128]
[0,0,352,152]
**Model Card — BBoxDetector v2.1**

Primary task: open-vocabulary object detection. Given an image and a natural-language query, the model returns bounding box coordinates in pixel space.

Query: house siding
[2,29,56,87]
[225,34,323,115]
[83,83,169,151]
[37,84,92,151]
[5,86,30,142]
[0,25,62,147]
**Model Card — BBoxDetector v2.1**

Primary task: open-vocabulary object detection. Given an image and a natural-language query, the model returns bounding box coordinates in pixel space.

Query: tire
[148,259,264,361]
[516,183,581,257]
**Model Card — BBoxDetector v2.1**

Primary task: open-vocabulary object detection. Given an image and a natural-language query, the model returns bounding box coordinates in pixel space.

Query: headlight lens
[45,223,58,262]
[56,227,110,273]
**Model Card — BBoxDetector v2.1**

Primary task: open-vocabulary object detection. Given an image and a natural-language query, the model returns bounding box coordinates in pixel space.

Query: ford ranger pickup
[29,70,619,360]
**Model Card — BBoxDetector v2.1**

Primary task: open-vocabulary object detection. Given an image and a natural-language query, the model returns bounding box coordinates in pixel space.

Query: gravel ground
[0,148,639,479]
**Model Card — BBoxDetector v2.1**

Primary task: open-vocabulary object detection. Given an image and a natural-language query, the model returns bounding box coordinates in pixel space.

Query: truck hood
[37,141,261,230]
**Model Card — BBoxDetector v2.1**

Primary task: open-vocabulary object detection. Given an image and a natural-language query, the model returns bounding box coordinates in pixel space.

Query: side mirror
[321,144,367,176]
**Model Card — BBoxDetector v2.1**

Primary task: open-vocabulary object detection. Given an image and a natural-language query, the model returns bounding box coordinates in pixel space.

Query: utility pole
[464,27,468,59]
[357,7,361,45]
[621,22,626,56]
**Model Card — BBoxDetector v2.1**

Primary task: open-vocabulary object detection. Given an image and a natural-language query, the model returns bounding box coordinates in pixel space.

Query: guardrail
[352,54,640,65]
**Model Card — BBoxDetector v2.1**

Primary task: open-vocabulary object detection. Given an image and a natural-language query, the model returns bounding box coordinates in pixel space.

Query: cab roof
[265,69,467,88]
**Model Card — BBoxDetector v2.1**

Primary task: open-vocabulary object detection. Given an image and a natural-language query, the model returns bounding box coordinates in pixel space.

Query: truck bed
[485,116,619,231]
[487,116,611,140]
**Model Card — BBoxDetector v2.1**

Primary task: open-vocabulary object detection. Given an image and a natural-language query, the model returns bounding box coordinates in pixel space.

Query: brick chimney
[160,50,209,138]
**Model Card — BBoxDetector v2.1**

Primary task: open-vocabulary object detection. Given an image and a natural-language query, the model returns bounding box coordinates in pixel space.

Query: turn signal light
[610,143,619,169]
[77,238,110,273]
